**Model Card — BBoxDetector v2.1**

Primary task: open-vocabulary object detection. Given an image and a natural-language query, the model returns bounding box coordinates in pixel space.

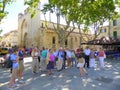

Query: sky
[0,0,27,35]
[0,0,50,36]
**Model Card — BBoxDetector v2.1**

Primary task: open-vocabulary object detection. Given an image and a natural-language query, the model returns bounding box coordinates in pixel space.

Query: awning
[82,36,120,45]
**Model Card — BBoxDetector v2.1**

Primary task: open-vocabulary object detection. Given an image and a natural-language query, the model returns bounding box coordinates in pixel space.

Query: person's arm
[16,52,19,62]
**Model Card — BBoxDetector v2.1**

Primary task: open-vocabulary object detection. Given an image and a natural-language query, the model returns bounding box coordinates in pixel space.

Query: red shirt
[99,51,105,57]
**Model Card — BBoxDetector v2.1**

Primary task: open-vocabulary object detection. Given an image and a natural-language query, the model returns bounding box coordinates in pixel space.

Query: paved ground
[0,57,120,90]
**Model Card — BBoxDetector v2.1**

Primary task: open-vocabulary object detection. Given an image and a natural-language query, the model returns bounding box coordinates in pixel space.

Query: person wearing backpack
[8,49,19,90]
[56,47,64,71]
[4,50,13,73]
[17,47,25,83]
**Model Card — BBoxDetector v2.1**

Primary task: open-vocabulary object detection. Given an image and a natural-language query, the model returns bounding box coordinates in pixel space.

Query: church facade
[18,8,92,49]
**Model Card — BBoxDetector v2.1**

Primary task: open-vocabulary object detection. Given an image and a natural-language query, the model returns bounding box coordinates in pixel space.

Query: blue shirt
[18,50,24,60]
[58,51,64,60]
[10,54,19,68]
[53,51,58,57]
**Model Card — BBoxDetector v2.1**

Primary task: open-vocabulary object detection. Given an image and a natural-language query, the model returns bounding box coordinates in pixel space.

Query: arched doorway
[21,19,28,47]
[23,33,28,48]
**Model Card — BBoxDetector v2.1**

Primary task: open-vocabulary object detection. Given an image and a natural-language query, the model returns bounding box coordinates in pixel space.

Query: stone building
[18,7,93,49]
[96,18,120,43]
[0,30,18,47]
[109,18,120,39]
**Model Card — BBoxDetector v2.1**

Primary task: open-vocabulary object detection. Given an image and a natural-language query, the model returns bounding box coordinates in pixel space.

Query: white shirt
[66,50,72,58]
[84,49,91,55]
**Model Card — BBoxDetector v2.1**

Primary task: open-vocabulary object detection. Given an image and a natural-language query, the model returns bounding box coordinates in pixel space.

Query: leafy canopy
[41,0,119,26]
[0,0,120,24]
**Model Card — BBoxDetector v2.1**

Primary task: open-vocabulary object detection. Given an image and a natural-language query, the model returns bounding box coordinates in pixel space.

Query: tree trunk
[58,29,66,48]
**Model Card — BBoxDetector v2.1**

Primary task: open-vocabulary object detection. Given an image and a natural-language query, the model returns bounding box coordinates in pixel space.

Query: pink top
[49,54,55,61]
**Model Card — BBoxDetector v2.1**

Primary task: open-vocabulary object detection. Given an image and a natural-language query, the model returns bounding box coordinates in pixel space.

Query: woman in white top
[89,49,96,68]
[31,47,39,73]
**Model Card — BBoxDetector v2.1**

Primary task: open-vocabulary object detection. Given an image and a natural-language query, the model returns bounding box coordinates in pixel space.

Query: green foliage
[115,0,120,6]
[24,0,40,18]
[0,0,40,20]
[42,0,120,40]
[0,0,14,22]
[0,0,120,22]
[0,29,3,33]
[0,29,3,39]
[41,0,119,26]
[41,0,120,45]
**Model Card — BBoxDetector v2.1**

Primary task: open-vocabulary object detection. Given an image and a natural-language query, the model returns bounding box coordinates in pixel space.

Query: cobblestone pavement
[0,57,120,90]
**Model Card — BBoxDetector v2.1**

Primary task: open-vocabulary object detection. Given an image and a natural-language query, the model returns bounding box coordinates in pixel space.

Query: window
[41,23,44,28]
[113,20,117,26]
[113,31,117,39]
[65,39,68,47]
[75,37,77,42]
[104,28,106,32]
[52,37,55,44]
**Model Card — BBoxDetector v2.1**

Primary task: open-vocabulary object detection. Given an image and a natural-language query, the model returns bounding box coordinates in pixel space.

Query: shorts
[18,60,24,72]
[11,68,18,78]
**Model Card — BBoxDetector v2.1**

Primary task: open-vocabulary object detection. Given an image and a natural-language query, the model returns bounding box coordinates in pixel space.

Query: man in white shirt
[56,47,64,71]
[84,46,91,68]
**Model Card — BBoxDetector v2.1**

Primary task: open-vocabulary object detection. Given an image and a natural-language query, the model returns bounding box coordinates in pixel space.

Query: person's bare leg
[83,68,88,75]
[48,69,52,75]
[80,68,83,77]
[9,77,13,88]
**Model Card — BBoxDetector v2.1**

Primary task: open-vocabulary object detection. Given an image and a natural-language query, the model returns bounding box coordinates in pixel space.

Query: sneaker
[8,88,14,90]
[12,83,19,88]
[18,80,25,84]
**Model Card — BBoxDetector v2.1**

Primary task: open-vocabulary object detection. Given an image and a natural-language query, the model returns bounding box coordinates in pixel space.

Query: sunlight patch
[0,82,9,87]
[66,80,71,83]
[62,87,69,90]
[40,74,47,77]
[113,72,119,74]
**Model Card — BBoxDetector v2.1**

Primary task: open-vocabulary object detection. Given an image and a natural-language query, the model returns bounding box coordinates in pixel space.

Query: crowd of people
[6,46,106,90]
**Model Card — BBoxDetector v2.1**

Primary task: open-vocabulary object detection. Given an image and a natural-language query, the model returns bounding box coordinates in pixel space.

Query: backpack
[4,55,13,68]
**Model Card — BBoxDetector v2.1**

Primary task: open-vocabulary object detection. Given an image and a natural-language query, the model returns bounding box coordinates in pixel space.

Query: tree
[0,0,41,21]
[1,0,120,22]
[64,0,119,42]
[0,29,3,40]
[41,0,120,46]
[1,0,120,47]
[0,0,14,22]
[42,2,76,47]
[24,0,40,18]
